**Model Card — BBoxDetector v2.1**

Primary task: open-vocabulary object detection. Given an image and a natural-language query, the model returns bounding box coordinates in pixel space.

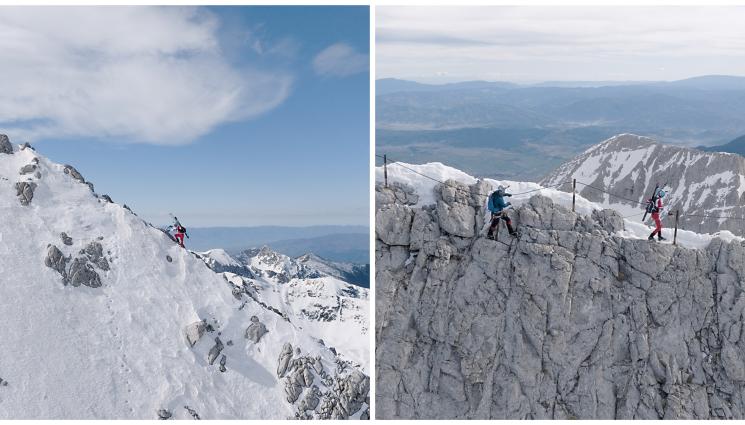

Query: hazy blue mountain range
[181,225,369,263]
[701,134,745,156]
[376,75,745,181]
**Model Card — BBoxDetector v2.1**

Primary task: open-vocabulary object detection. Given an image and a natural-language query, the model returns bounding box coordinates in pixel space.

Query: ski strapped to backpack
[642,182,667,221]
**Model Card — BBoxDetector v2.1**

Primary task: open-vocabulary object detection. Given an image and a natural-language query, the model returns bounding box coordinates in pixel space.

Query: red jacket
[651,198,663,215]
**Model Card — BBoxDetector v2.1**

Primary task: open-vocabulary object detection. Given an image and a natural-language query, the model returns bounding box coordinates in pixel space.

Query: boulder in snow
[60,232,73,246]
[68,258,102,288]
[15,181,37,206]
[207,337,224,365]
[44,245,68,282]
[219,354,227,373]
[81,241,109,271]
[277,342,294,377]
[19,164,37,175]
[245,316,268,343]
[184,321,206,347]
[63,164,85,183]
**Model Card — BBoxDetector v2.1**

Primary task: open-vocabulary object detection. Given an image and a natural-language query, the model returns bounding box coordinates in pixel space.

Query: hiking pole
[572,178,576,212]
[383,154,388,188]
[673,209,679,246]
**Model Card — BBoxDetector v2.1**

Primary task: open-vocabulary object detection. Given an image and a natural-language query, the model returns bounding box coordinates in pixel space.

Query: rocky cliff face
[540,133,745,236]
[375,179,745,419]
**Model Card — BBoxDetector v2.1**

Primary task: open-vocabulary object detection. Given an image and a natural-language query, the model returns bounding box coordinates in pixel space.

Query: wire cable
[377,152,745,222]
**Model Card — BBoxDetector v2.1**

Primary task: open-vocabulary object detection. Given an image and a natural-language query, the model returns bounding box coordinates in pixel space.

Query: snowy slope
[0,140,369,419]
[540,133,745,236]
[375,160,743,250]
[199,248,369,369]
[296,252,370,288]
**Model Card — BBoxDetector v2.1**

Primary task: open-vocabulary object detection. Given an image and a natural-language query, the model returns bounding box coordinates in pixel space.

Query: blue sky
[0,6,369,227]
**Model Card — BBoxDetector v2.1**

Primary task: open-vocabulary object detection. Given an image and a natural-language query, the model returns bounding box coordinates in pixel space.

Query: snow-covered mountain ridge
[197,247,369,369]
[0,136,369,419]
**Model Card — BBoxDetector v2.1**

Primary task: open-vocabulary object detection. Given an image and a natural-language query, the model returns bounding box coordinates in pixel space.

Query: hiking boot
[658,234,666,241]
[648,234,655,241]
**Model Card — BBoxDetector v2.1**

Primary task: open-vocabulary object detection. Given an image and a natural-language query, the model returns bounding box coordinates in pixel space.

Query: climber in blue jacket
[487,185,517,238]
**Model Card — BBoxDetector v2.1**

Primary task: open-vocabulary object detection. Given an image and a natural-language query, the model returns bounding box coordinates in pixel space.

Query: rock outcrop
[0,134,12,154]
[44,245,68,281]
[68,258,102,288]
[276,340,370,419]
[184,321,206,347]
[245,316,268,343]
[15,182,37,206]
[60,232,73,246]
[207,337,224,366]
[376,179,745,419]
[44,240,108,288]
[19,164,37,175]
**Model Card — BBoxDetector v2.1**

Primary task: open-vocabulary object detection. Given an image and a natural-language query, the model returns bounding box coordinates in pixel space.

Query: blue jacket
[488,191,511,213]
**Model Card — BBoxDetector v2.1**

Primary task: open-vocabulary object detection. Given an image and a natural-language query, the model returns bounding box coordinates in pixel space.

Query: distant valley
[376,75,745,181]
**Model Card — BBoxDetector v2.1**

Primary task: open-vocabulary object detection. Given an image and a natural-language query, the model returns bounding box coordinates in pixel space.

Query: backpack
[645,198,658,214]
[177,225,186,233]
[490,191,501,209]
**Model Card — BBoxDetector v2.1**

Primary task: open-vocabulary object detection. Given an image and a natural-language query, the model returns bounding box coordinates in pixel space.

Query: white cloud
[377,6,745,83]
[0,6,293,145]
[312,42,368,77]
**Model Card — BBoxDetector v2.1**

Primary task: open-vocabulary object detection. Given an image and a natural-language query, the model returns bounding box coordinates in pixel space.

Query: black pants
[488,211,514,235]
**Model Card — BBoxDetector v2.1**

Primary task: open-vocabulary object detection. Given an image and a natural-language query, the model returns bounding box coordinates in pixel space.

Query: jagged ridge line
[377,153,745,223]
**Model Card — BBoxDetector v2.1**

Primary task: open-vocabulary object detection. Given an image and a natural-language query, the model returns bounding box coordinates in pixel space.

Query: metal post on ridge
[572,178,576,212]
[383,154,388,188]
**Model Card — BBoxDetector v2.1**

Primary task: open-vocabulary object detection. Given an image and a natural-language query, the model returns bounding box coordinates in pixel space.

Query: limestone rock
[68,258,102,288]
[0,134,12,154]
[19,164,37,175]
[44,245,68,282]
[60,232,73,246]
[15,182,37,206]
[375,180,745,419]
[63,164,85,183]
[245,316,268,343]
[81,241,109,271]
[207,337,224,365]
[375,203,413,245]
[184,321,206,347]
[277,342,294,378]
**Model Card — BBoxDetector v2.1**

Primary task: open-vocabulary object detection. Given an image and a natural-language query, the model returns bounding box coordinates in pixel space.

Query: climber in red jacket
[167,216,189,248]
[648,190,666,241]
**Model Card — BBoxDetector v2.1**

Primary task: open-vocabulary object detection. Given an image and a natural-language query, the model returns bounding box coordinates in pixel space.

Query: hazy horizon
[378,6,745,84]
[378,74,745,86]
